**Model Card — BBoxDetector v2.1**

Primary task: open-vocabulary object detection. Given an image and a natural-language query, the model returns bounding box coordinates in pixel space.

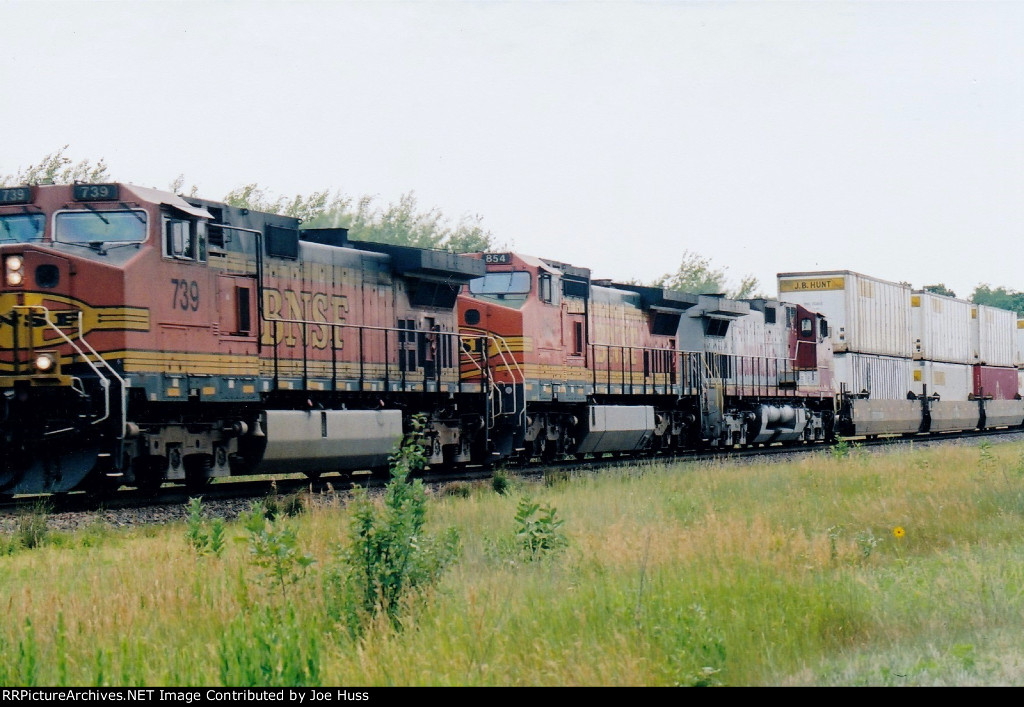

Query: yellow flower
[893,526,906,539]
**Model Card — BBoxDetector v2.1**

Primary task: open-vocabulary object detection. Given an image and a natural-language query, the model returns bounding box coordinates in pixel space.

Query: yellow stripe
[779,277,846,293]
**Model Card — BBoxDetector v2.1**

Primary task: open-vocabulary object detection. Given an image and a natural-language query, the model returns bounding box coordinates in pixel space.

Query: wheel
[184,455,214,492]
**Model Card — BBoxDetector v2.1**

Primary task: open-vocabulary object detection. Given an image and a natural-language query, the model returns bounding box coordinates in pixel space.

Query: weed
[855,529,878,559]
[325,414,460,636]
[218,604,320,686]
[978,440,996,475]
[827,524,844,563]
[491,468,511,495]
[16,500,51,550]
[239,502,316,600]
[262,488,306,521]
[441,481,472,498]
[185,497,226,557]
[831,439,862,461]
[514,496,567,559]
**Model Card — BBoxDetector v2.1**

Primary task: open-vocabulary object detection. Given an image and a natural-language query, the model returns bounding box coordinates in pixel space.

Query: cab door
[216,274,259,367]
[794,304,818,370]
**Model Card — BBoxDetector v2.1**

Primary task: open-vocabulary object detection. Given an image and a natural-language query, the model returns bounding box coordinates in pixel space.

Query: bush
[325,414,461,637]
[185,497,226,557]
[514,496,567,559]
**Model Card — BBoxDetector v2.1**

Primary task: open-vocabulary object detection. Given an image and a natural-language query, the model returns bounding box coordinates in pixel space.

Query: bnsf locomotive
[0,182,1021,496]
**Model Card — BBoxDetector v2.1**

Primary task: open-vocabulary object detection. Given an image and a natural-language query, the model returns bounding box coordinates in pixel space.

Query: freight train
[0,181,1021,495]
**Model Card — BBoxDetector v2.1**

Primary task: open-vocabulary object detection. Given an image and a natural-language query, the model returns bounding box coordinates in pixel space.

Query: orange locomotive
[0,182,486,494]
[455,252,836,464]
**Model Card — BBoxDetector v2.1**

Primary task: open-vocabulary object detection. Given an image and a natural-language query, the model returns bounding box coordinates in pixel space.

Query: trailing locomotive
[0,181,1021,497]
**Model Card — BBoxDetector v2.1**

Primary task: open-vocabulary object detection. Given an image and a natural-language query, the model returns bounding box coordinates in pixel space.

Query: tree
[0,145,109,187]
[650,250,762,299]
[970,284,1024,315]
[227,184,497,253]
[4,149,498,254]
[923,284,957,298]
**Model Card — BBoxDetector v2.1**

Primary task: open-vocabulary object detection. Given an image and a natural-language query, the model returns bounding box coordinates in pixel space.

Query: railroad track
[2,426,1022,525]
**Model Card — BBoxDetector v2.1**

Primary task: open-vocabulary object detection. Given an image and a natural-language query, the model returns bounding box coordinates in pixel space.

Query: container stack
[910,291,973,401]
[971,304,1018,399]
[778,270,911,399]
[778,270,1021,403]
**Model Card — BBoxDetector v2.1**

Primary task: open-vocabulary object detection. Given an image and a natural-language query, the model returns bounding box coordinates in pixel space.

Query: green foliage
[830,439,862,461]
[923,283,957,298]
[978,440,996,475]
[218,605,321,686]
[238,503,316,599]
[225,183,496,253]
[185,497,226,558]
[970,284,1024,316]
[514,496,567,559]
[491,468,511,495]
[650,249,761,299]
[827,524,844,563]
[856,529,879,559]
[16,500,51,550]
[261,487,306,521]
[0,145,109,187]
[441,481,472,498]
[651,604,726,687]
[325,415,461,636]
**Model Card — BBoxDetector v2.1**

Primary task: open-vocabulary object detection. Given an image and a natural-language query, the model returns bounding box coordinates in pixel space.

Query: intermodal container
[1016,318,1024,367]
[833,352,912,401]
[910,291,973,364]
[973,365,1019,400]
[778,271,911,358]
[911,360,972,401]
[971,305,1016,367]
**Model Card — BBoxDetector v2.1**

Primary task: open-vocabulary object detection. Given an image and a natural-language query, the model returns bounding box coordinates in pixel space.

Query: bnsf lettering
[261,287,349,349]
[0,310,79,327]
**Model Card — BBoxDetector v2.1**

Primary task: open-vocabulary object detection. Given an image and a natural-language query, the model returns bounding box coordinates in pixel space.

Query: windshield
[469,271,532,295]
[0,214,45,243]
[55,210,147,245]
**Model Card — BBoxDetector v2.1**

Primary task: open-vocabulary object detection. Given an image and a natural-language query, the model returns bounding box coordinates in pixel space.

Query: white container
[972,304,1016,367]
[832,352,912,401]
[911,360,972,401]
[910,291,973,364]
[778,271,911,358]
[1016,319,1024,367]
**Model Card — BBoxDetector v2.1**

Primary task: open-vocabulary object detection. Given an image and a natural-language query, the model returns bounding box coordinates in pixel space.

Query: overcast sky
[2,0,1021,300]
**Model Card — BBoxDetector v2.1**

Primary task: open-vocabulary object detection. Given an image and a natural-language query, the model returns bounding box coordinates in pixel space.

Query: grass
[1,438,1024,685]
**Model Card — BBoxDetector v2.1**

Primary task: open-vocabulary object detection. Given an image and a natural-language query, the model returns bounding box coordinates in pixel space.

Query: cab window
[164,217,207,261]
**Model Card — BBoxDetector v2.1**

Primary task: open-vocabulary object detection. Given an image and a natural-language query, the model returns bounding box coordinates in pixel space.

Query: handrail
[10,305,127,437]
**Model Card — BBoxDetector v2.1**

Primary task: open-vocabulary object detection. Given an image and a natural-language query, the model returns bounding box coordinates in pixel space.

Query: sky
[2,0,1021,300]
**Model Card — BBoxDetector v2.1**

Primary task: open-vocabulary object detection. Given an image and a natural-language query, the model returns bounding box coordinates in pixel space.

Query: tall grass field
[1,437,1023,686]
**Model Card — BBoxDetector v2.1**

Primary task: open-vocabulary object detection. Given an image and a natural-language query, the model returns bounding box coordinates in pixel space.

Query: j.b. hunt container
[777,271,911,358]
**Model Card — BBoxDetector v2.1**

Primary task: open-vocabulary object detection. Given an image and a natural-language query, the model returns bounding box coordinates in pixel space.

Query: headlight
[5,255,24,286]
[33,352,57,373]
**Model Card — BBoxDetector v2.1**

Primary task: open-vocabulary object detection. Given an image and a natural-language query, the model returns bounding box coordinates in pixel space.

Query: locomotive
[0,181,1021,496]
